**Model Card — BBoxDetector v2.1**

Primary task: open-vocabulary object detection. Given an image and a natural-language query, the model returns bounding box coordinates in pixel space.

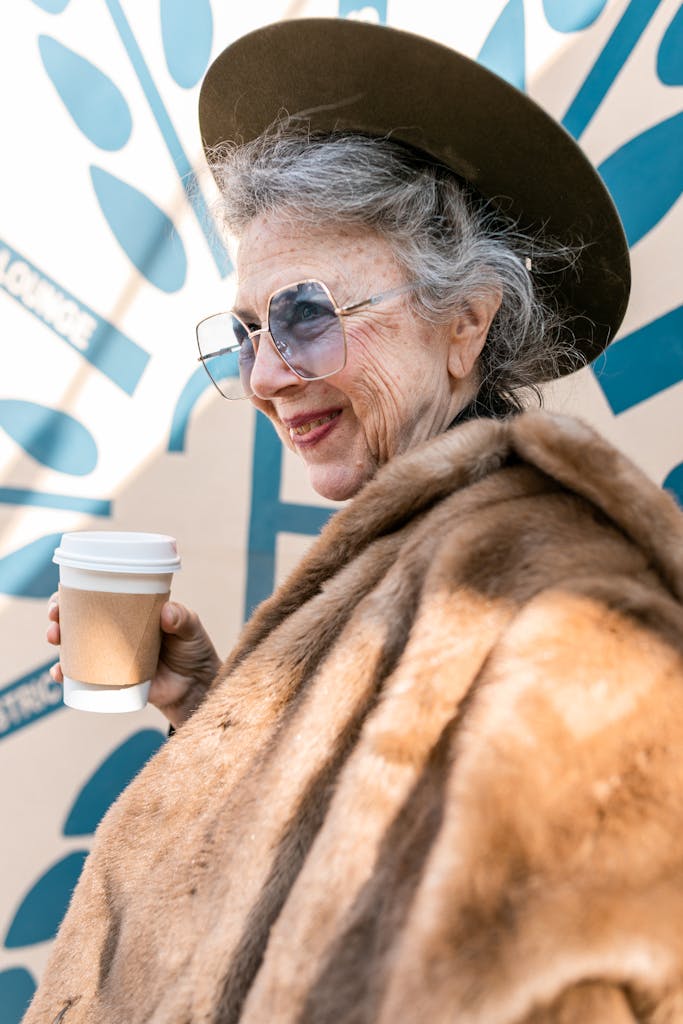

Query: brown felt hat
[199,18,630,373]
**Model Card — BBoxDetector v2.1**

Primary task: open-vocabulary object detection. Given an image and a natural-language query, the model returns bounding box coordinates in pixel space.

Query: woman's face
[234,216,474,501]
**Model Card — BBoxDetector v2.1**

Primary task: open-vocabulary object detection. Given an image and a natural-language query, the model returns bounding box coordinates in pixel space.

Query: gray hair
[208,126,585,417]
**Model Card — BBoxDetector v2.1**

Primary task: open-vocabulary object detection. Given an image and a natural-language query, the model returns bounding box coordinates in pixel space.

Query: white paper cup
[53,532,181,713]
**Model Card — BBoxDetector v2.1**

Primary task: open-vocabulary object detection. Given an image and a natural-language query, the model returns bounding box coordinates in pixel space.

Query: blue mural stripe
[160,0,213,89]
[593,304,683,414]
[0,400,97,476]
[4,851,88,948]
[0,487,111,516]
[0,534,62,599]
[657,4,683,85]
[0,239,149,396]
[102,0,231,278]
[0,660,63,741]
[598,112,683,247]
[0,967,36,1024]
[64,729,165,836]
[543,0,608,33]
[477,0,526,91]
[90,166,187,294]
[278,503,332,536]
[245,415,333,617]
[562,0,662,140]
[38,35,132,151]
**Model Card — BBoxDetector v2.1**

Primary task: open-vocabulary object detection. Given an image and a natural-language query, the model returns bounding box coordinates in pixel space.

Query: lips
[283,408,342,446]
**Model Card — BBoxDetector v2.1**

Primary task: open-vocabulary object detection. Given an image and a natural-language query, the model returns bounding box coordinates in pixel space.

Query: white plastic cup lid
[53,531,182,574]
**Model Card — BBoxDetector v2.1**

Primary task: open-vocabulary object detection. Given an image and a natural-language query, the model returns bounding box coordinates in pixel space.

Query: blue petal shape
[592,304,683,414]
[0,967,36,1024]
[38,36,132,151]
[161,0,213,89]
[477,0,526,90]
[64,729,166,836]
[543,0,607,33]
[4,852,88,948]
[664,463,683,506]
[598,112,683,246]
[90,166,187,293]
[657,5,683,86]
[0,400,98,475]
[0,533,62,598]
[30,0,70,11]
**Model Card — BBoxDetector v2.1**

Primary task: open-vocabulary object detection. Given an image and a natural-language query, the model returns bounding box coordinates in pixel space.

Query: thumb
[160,601,201,640]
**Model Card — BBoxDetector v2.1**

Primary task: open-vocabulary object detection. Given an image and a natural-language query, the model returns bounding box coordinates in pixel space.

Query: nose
[248,331,301,399]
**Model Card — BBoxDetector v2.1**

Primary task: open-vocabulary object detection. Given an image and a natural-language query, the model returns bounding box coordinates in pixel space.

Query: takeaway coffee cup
[53,531,182,713]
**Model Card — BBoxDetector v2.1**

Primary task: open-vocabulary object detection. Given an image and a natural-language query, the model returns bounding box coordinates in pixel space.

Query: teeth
[291,412,338,437]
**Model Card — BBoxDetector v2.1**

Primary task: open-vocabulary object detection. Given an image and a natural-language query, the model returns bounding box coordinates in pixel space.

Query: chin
[307,463,368,502]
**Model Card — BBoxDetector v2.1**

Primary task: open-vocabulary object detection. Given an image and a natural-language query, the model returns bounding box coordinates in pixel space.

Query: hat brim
[199,18,630,373]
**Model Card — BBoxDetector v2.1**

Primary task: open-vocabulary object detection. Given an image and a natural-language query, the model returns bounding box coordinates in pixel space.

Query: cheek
[343,321,438,428]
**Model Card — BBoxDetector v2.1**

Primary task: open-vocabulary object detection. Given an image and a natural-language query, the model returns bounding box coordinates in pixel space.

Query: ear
[446,289,502,381]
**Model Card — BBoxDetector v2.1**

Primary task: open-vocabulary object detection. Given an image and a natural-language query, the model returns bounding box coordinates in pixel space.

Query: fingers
[47,593,61,646]
[49,662,63,684]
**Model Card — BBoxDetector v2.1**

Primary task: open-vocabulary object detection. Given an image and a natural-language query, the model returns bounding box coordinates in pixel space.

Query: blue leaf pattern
[0,400,98,475]
[664,463,683,506]
[38,35,132,150]
[90,166,187,292]
[0,967,36,1024]
[160,0,213,89]
[657,4,683,86]
[592,305,683,414]
[38,36,132,151]
[542,0,607,33]
[477,0,526,90]
[4,852,88,947]
[64,729,166,836]
[598,112,683,247]
[0,533,62,598]
[30,0,71,12]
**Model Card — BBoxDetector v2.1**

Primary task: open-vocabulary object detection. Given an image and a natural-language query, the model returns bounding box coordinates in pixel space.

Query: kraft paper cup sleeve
[59,586,168,688]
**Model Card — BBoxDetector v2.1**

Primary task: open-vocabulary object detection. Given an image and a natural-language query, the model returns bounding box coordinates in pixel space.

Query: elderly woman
[34,18,683,1024]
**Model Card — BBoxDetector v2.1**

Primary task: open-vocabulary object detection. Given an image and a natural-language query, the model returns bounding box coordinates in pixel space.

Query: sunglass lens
[269,282,345,379]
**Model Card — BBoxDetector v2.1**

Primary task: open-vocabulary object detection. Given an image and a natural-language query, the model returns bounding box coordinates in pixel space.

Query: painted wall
[1,0,681,1017]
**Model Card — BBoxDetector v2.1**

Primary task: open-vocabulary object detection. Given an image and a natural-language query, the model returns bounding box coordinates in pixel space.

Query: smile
[285,409,342,446]
[291,412,339,436]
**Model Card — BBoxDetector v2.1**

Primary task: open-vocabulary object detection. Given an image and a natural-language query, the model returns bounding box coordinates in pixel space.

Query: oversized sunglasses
[196,278,419,400]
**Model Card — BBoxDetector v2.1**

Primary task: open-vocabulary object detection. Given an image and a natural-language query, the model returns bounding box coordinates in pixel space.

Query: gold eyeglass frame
[196,277,420,400]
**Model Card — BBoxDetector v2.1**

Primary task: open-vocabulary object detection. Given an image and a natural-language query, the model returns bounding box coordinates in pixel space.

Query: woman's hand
[47,595,221,730]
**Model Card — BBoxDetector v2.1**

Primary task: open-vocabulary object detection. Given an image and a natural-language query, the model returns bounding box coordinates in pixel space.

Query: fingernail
[166,603,179,628]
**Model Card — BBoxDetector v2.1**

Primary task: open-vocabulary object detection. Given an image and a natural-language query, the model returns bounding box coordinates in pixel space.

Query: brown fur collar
[26,413,683,1024]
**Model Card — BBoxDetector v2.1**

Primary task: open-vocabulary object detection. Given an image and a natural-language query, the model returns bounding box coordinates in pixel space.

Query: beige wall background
[1,0,681,1016]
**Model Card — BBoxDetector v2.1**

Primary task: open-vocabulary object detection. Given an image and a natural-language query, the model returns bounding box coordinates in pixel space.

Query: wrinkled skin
[236,215,499,501]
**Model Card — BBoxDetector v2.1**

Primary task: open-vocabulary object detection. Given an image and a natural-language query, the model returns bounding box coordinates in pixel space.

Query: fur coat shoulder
[26,412,683,1024]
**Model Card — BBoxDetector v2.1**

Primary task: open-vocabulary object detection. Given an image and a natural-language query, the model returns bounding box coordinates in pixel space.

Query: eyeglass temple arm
[337,281,420,316]
[197,345,238,362]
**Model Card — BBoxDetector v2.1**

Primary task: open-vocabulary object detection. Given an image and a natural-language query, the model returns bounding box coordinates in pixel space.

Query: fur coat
[26,412,683,1024]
